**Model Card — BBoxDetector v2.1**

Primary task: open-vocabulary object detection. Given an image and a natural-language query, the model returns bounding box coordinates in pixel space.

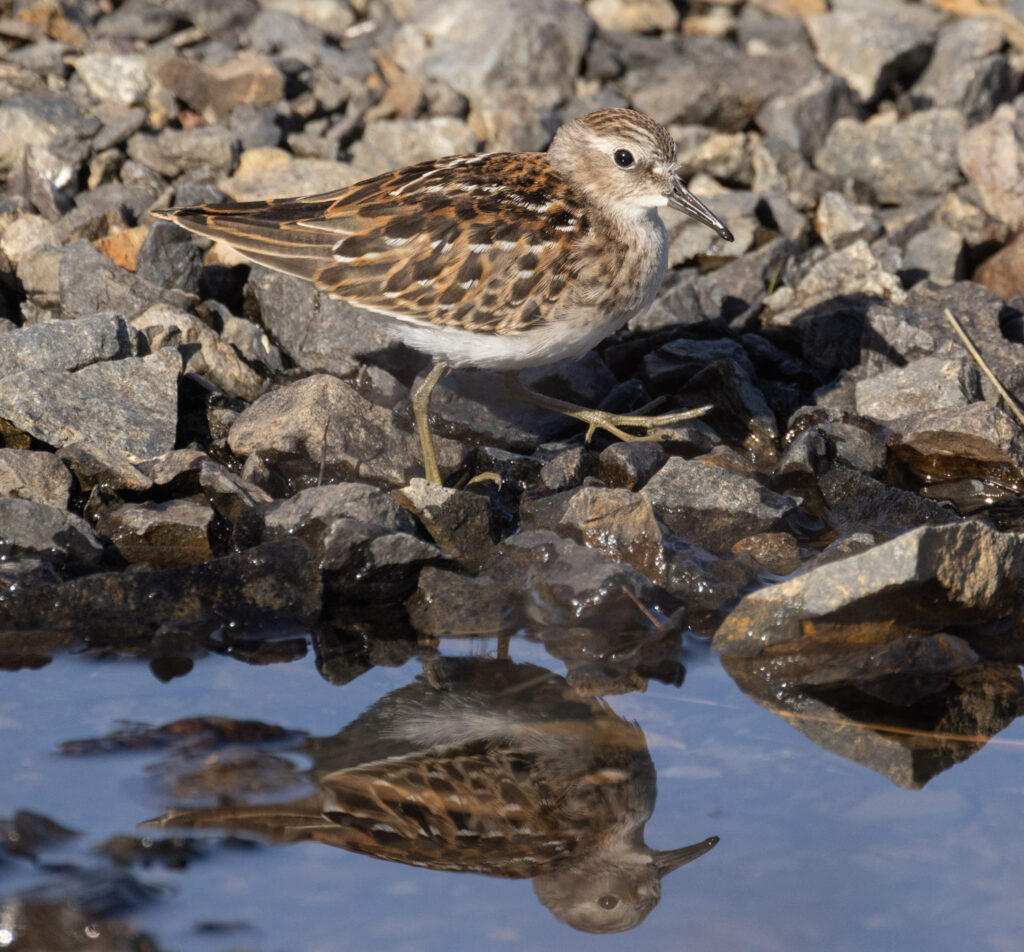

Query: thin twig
[944,308,1024,429]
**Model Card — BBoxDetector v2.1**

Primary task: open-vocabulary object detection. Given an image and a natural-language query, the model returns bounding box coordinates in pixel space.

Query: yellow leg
[504,373,712,444]
[412,362,447,485]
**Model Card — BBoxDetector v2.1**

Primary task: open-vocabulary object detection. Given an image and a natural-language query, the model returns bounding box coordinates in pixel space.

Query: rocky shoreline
[1,0,1023,766]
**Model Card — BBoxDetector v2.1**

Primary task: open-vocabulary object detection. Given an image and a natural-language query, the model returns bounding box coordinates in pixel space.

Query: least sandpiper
[154,108,734,483]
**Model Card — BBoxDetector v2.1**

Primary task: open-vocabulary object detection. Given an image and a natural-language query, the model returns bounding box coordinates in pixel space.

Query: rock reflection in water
[147,657,718,933]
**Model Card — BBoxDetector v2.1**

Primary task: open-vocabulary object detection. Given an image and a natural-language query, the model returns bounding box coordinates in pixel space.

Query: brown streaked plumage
[154,108,734,482]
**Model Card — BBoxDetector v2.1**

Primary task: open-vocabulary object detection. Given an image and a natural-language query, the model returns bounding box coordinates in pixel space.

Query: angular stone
[957,104,1024,230]
[95,499,214,567]
[0,313,138,379]
[147,52,285,121]
[756,71,859,159]
[394,478,493,573]
[903,226,966,285]
[854,356,981,422]
[714,522,1024,657]
[350,117,477,174]
[814,191,881,252]
[131,304,263,403]
[126,126,239,179]
[264,482,415,545]
[587,0,678,32]
[642,456,798,554]
[72,52,149,105]
[0,349,181,460]
[0,449,72,507]
[219,148,362,202]
[806,0,943,101]
[0,497,105,565]
[228,374,468,488]
[889,403,1024,484]
[56,441,153,493]
[135,223,203,296]
[0,93,98,172]
[596,441,665,490]
[972,232,1024,301]
[815,110,965,205]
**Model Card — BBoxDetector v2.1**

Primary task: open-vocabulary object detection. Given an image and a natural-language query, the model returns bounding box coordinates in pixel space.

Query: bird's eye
[598,895,620,910]
[613,149,634,168]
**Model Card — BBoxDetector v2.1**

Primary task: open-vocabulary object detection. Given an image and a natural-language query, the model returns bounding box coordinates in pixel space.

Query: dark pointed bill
[653,835,720,877]
[668,178,734,242]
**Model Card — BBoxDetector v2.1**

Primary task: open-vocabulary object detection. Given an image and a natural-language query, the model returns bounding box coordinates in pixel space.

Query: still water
[2,632,1022,952]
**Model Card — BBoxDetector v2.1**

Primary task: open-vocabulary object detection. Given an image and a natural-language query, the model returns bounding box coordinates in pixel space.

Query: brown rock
[972,232,1024,301]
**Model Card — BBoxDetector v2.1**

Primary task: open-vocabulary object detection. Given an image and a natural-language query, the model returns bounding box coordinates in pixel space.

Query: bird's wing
[153,152,593,335]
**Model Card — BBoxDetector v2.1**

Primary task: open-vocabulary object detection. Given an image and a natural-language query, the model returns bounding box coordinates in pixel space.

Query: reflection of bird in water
[147,657,718,933]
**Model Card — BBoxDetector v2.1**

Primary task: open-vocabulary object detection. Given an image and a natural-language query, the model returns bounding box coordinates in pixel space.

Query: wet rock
[57,441,153,493]
[95,499,215,567]
[556,486,665,580]
[819,466,959,537]
[538,445,591,493]
[394,478,493,572]
[596,441,665,490]
[902,225,966,285]
[0,312,138,378]
[228,374,468,488]
[147,52,285,122]
[0,497,105,565]
[131,303,263,402]
[264,482,415,545]
[756,72,859,159]
[910,16,1017,123]
[320,518,448,602]
[713,521,1024,658]
[778,409,888,482]
[196,459,271,546]
[400,0,593,106]
[59,240,192,320]
[888,403,1024,485]
[731,531,801,575]
[956,103,1024,230]
[0,539,322,636]
[0,92,99,172]
[642,456,798,554]
[815,110,964,205]
[854,356,981,421]
[0,448,72,507]
[406,529,675,637]
[805,0,943,102]
[627,38,816,132]
[135,223,203,295]
[0,348,181,460]
[126,126,239,180]
[72,51,149,105]
[814,191,882,252]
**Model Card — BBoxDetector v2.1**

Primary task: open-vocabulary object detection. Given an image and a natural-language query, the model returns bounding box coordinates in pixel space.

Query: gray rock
[756,72,860,159]
[815,110,965,205]
[0,93,99,173]
[0,497,105,565]
[135,223,203,295]
[957,103,1024,231]
[94,499,215,567]
[403,0,593,106]
[0,449,73,507]
[228,374,469,488]
[776,410,888,485]
[806,0,944,102]
[72,52,150,105]
[147,52,285,122]
[8,140,89,220]
[819,466,960,538]
[57,441,153,493]
[320,518,448,602]
[627,38,816,132]
[714,521,1024,657]
[642,456,798,554]
[666,185,758,266]
[889,403,1024,483]
[126,126,239,180]
[902,226,966,284]
[855,356,981,421]
[814,191,882,252]
[246,266,420,380]
[394,478,494,572]
[264,482,416,544]
[0,313,138,378]
[130,304,263,403]
[911,17,1018,123]
[59,240,192,320]
[0,348,181,460]
[350,117,477,174]
[596,441,665,490]
[0,539,322,633]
